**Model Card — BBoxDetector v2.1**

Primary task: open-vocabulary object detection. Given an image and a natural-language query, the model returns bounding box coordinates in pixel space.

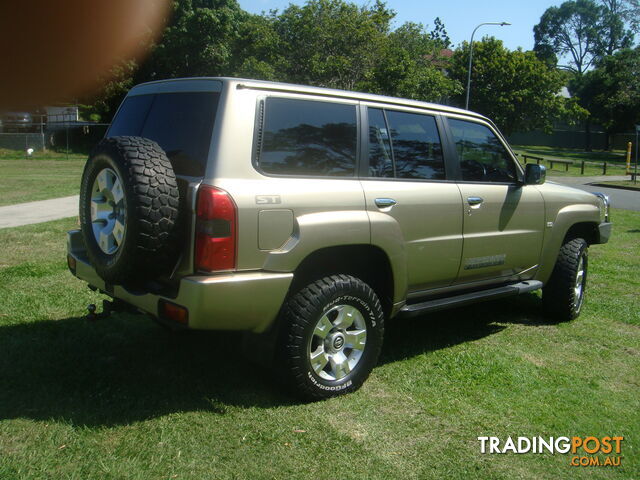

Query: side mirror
[524,163,546,185]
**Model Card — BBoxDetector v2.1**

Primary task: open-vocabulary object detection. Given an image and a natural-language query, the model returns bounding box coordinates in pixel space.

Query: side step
[399,280,543,318]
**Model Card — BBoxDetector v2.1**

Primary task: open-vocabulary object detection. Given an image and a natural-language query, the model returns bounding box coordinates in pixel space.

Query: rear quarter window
[108,92,219,177]
[257,97,357,177]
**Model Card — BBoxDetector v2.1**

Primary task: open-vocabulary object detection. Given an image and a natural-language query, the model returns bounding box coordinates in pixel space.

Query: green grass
[0,149,86,161]
[0,153,86,206]
[512,145,630,177]
[0,215,639,479]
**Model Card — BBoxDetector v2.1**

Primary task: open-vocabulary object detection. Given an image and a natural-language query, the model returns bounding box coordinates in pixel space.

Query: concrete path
[0,195,78,229]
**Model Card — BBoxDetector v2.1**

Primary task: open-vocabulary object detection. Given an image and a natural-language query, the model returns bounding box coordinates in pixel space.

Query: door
[445,117,544,284]
[360,106,464,291]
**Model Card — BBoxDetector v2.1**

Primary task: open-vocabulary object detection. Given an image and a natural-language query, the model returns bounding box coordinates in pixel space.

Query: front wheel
[542,237,588,321]
[279,275,384,400]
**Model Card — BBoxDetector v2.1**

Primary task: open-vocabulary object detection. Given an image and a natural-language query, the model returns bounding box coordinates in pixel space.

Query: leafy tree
[271,0,394,90]
[570,46,640,147]
[136,0,246,81]
[231,14,284,80]
[600,0,640,35]
[534,0,634,74]
[449,38,586,135]
[81,0,246,121]
[369,21,461,102]
[79,61,137,122]
[80,0,461,120]
[598,0,635,55]
[534,0,607,74]
[429,17,451,49]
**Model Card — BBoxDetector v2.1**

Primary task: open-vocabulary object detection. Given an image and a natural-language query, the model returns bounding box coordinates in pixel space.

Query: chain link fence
[0,113,109,156]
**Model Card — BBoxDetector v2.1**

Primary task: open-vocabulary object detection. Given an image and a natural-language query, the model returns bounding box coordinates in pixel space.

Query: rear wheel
[278,275,384,400]
[542,237,588,321]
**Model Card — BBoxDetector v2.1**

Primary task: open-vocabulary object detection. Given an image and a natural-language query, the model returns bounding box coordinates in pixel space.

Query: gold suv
[67,78,612,399]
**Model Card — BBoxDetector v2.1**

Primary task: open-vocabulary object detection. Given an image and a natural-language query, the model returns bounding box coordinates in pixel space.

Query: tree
[136,0,247,81]
[82,0,246,121]
[449,38,586,135]
[78,61,137,122]
[429,17,451,49]
[271,0,394,90]
[570,46,640,147]
[231,13,284,80]
[598,0,635,55]
[534,0,607,74]
[600,0,640,35]
[534,0,634,74]
[369,21,461,102]
[80,0,461,121]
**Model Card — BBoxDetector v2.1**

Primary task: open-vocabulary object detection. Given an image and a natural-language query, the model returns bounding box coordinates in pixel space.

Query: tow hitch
[86,299,138,321]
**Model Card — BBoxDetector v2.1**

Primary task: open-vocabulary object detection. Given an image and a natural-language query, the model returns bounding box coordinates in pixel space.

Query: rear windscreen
[108,92,219,176]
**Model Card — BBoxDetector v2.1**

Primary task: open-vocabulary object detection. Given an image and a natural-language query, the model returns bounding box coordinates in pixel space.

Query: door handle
[467,196,484,206]
[375,198,397,208]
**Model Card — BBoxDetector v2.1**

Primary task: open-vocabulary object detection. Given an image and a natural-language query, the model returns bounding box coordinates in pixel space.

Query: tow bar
[86,299,138,321]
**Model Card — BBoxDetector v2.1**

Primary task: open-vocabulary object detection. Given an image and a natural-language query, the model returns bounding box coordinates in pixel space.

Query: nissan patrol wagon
[67,77,611,399]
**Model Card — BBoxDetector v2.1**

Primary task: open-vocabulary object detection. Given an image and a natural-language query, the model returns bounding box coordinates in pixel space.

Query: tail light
[195,185,237,272]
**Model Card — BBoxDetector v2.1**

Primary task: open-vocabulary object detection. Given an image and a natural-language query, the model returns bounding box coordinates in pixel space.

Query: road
[548,175,639,212]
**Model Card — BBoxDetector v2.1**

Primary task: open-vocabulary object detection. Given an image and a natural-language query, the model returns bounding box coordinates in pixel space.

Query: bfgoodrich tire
[279,275,384,400]
[79,136,180,284]
[542,237,588,321]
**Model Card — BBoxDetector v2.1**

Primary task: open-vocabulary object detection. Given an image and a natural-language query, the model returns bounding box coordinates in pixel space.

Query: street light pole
[465,21,511,110]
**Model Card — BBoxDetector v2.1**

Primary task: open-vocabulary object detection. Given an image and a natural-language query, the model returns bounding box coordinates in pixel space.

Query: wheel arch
[563,221,600,245]
[288,245,395,318]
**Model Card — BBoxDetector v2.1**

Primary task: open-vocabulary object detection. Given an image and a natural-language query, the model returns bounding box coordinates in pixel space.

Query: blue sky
[237,0,565,51]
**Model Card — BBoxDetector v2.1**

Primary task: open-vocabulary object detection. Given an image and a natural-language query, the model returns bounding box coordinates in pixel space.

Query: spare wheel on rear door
[79,136,180,284]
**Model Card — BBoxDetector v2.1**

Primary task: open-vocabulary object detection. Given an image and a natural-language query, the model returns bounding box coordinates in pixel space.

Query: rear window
[258,97,357,177]
[108,92,219,176]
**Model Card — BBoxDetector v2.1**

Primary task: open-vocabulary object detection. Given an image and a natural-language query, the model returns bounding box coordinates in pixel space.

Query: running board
[399,280,543,318]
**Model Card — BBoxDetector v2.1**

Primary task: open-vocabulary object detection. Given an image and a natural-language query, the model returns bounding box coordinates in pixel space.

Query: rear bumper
[597,221,612,244]
[67,230,292,333]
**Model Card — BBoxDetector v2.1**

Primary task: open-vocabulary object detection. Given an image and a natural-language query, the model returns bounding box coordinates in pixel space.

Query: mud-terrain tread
[79,136,180,283]
[280,274,384,400]
[542,237,588,321]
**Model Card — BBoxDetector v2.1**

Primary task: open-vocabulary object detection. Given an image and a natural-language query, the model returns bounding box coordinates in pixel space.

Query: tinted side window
[449,119,517,183]
[385,110,445,180]
[259,98,357,177]
[367,108,393,177]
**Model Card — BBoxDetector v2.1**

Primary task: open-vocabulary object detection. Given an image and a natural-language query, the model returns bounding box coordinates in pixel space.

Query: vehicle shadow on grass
[0,295,551,426]
[379,293,555,365]
[0,313,293,426]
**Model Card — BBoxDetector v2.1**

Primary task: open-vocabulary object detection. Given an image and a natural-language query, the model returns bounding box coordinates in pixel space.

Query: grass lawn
[512,145,630,177]
[0,150,86,206]
[0,214,638,479]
